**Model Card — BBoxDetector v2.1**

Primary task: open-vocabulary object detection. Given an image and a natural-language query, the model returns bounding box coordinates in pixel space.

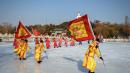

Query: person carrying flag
[82,40,104,73]
[19,39,30,60]
[13,21,31,60]
[67,14,104,73]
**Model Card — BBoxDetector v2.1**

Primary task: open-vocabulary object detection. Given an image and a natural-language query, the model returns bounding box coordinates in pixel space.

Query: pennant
[15,21,31,39]
[31,26,40,36]
[67,14,95,41]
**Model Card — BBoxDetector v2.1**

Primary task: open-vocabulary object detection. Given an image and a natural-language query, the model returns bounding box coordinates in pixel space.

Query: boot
[23,58,26,60]
[37,61,42,64]
[37,61,41,64]
[19,58,21,60]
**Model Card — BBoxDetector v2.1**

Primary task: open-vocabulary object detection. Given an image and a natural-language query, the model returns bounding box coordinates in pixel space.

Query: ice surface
[0,41,130,73]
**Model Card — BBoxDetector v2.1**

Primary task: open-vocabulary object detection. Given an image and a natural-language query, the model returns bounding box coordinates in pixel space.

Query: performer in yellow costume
[19,39,30,60]
[34,38,45,64]
[82,40,103,73]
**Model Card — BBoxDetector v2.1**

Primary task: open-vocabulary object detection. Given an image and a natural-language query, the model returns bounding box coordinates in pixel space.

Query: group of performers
[13,38,45,64]
[13,36,104,73]
[44,36,76,49]
[13,36,76,64]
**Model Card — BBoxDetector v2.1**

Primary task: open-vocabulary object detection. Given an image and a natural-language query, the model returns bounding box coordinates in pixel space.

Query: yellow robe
[34,43,44,62]
[82,44,101,72]
[19,43,30,59]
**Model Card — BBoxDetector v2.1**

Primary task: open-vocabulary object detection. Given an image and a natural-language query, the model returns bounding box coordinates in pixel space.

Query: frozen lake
[0,41,130,73]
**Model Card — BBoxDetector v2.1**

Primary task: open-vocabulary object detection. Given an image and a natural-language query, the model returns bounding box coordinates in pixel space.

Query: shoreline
[0,38,130,42]
[103,39,130,42]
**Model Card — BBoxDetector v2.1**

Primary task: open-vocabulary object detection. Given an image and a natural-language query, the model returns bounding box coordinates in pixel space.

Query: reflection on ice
[35,64,41,73]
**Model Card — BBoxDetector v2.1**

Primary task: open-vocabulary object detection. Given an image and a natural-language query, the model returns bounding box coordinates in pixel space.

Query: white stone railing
[103,39,130,42]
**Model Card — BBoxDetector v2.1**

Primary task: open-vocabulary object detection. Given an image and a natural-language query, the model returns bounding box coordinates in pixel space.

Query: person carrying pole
[82,39,104,73]
[19,39,30,60]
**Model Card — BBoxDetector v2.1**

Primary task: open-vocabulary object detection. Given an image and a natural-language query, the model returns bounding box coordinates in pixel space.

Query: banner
[31,26,40,36]
[68,15,95,41]
[15,21,31,39]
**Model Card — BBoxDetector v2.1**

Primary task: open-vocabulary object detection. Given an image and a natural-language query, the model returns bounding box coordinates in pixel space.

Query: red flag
[68,14,95,41]
[13,38,17,47]
[15,21,31,39]
[31,26,40,36]
[13,38,20,48]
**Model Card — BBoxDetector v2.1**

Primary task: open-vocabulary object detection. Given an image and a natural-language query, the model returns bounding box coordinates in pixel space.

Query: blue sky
[0,0,130,25]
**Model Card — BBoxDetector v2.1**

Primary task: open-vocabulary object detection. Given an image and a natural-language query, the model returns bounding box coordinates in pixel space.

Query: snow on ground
[0,41,130,73]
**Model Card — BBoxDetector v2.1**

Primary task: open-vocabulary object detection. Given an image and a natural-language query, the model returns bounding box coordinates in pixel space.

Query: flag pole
[98,45,105,67]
